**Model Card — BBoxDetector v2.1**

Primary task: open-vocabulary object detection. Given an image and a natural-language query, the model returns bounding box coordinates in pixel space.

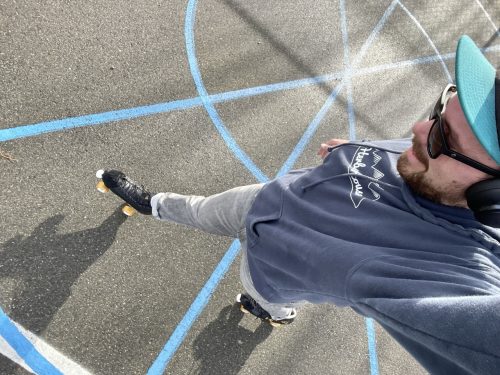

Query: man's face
[397,93,498,207]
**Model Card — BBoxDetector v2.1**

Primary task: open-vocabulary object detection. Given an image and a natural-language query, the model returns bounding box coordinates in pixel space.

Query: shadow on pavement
[190,304,273,375]
[221,0,388,138]
[0,207,127,373]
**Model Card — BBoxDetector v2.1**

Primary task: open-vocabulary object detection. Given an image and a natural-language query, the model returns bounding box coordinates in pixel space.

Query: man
[97,35,499,374]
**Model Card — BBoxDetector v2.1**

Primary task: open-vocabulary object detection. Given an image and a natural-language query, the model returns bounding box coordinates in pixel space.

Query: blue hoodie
[245,139,500,375]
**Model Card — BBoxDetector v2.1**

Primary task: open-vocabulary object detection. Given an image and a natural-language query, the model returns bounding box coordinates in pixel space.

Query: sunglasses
[427,84,500,177]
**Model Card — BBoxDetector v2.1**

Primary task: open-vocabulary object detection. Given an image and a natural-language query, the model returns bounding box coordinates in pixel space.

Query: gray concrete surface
[0,0,499,374]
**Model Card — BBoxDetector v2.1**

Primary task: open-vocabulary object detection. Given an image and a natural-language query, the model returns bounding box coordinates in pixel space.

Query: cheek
[423,156,455,185]
[429,157,475,187]
[427,157,447,175]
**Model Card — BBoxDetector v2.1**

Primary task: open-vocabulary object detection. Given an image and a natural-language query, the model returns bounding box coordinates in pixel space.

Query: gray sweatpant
[150,184,296,320]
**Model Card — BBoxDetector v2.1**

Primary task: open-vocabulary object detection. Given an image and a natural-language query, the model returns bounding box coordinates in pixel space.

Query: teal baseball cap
[455,35,500,165]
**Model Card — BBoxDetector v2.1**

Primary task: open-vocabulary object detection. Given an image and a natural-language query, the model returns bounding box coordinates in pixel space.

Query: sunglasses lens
[427,121,442,158]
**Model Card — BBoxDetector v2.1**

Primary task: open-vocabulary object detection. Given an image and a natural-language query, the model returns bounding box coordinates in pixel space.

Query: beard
[396,140,465,206]
[397,152,443,203]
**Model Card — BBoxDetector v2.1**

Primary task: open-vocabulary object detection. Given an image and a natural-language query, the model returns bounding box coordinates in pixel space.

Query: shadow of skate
[191,304,273,375]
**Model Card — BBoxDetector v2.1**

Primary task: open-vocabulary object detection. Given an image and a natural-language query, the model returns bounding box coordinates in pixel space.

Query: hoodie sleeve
[347,255,500,375]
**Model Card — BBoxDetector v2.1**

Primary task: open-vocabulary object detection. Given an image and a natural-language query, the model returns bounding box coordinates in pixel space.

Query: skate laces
[123,177,150,200]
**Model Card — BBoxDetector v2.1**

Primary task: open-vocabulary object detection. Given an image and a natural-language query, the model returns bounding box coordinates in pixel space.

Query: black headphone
[466,179,500,228]
[465,76,500,228]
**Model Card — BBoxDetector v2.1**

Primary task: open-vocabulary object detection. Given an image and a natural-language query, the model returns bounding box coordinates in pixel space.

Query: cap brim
[455,35,500,165]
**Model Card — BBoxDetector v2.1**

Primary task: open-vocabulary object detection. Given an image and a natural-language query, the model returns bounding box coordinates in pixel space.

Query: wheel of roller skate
[96,180,110,193]
[122,204,136,217]
[268,320,285,328]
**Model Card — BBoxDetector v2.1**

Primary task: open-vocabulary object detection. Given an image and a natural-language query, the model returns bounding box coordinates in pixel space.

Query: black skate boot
[236,293,296,327]
[96,170,154,215]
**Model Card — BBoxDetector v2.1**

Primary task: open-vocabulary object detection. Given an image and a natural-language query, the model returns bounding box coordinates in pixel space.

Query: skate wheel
[268,320,285,328]
[96,180,110,193]
[239,305,250,315]
[96,169,105,179]
[122,204,136,217]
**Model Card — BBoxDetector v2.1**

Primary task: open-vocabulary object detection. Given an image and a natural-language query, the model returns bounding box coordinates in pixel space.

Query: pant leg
[238,233,299,320]
[151,184,263,237]
[151,184,299,320]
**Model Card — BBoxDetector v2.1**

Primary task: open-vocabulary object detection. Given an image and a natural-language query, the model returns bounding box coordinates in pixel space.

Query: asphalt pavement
[1,0,499,374]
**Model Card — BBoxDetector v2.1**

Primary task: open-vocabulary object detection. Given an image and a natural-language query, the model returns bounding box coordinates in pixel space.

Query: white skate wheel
[96,169,104,178]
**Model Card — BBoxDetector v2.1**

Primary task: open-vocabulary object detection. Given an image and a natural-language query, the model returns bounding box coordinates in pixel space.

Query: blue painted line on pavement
[2,44,499,144]
[0,77,342,143]
[214,72,343,102]
[276,81,345,177]
[0,308,62,375]
[2,0,498,370]
[396,1,453,83]
[366,318,380,375]
[150,1,401,374]
[147,240,242,375]
[339,0,357,141]
[184,0,268,183]
[0,98,202,142]
[339,2,378,373]
[277,0,399,180]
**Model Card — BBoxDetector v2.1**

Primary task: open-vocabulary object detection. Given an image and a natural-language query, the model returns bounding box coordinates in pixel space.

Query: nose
[412,119,433,143]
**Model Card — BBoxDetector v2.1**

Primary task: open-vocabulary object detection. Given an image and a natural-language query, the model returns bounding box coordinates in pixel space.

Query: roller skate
[96,169,154,216]
[236,293,296,327]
